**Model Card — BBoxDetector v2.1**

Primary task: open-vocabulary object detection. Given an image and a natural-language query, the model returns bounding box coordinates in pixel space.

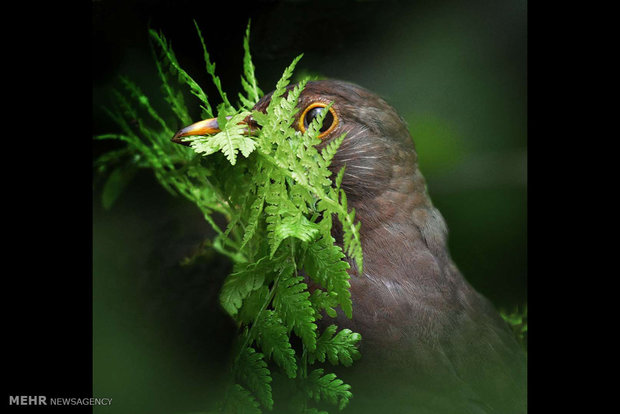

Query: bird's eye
[298,103,338,139]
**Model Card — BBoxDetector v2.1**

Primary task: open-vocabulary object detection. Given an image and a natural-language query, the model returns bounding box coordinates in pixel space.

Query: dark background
[92,0,527,412]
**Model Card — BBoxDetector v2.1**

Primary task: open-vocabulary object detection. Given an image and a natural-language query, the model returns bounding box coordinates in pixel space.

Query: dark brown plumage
[177,80,527,413]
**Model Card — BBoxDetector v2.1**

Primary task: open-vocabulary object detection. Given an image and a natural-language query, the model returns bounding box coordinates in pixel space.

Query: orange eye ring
[298,102,339,139]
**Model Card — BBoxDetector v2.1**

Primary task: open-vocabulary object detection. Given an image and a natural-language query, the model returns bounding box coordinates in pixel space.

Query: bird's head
[173,80,428,230]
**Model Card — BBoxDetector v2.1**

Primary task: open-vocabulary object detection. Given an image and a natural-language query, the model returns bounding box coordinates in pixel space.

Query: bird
[172,80,527,414]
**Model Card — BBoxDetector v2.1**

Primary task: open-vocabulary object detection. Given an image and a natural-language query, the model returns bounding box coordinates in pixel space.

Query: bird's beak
[171,115,259,145]
[171,117,225,145]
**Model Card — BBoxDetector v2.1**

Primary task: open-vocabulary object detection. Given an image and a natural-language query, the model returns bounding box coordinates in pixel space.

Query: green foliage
[95,21,363,413]
[500,304,528,350]
[222,384,262,414]
[239,20,263,109]
[304,369,352,411]
[309,325,361,367]
[253,309,298,379]
[236,347,273,410]
[190,110,256,165]
[150,28,213,118]
[304,236,353,319]
[193,19,234,114]
[273,267,318,352]
[220,257,270,316]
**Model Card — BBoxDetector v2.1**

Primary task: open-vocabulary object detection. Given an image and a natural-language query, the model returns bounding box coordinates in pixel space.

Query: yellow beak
[171,117,223,145]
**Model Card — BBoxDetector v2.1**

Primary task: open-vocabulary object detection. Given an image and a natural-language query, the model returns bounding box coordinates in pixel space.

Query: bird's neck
[348,165,451,277]
[357,164,446,243]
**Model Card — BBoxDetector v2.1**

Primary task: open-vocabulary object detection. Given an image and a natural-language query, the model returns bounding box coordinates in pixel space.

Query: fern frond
[274,213,319,249]
[308,325,361,367]
[319,133,346,169]
[308,289,339,319]
[334,166,346,191]
[273,264,318,351]
[186,111,256,165]
[150,37,192,126]
[272,54,303,102]
[259,54,303,141]
[317,189,364,274]
[240,168,271,250]
[194,20,234,112]
[238,286,270,325]
[118,76,172,136]
[303,235,352,319]
[220,257,271,316]
[339,199,363,273]
[236,347,273,410]
[304,369,353,411]
[253,310,297,379]
[149,29,213,118]
[239,20,263,109]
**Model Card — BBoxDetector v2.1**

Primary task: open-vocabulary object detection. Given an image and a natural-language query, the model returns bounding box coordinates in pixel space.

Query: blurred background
[92,0,526,412]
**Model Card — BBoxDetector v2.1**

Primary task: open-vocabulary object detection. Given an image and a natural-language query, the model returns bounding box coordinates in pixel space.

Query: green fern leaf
[273,264,318,351]
[186,111,256,165]
[304,235,353,319]
[253,310,297,379]
[238,286,270,324]
[308,325,361,367]
[220,257,271,316]
[319,133,346,169]
[304,369,353,411]
[150,38,192,125]
[149,29,213,118]
[240,170,271,249]
[236,347,273,410]
[308,289,339,319]
[271,54,303,106]
[239,20,263,108]
[194,20,233,112]
[274,213,319,245]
